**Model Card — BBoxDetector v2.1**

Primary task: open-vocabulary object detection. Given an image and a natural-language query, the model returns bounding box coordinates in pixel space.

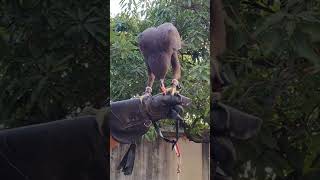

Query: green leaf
[254,12,286,37]
[232,30,249,50]
[297,11,320,23]
[286,21,296,37]
[293,31,320,67]
[260,131,278,149]
[258,29,282,56]
[301,23,320,43]
[30,77,47,108]
[303,168,320,180]
[51,54,74,73]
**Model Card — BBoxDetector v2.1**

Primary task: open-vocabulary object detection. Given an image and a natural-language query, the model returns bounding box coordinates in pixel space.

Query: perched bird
[138,22,182,95]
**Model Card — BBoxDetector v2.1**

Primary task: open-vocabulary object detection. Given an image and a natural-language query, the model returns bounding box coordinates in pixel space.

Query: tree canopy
[220,0,320,179]
[0,0,108,127]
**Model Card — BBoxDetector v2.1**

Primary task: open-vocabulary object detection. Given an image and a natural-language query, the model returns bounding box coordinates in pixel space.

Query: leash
[153,108,184,176]
[174,143,181,178]
[177,151,182,180]
[117,143,136,175]
[152,108,183,147]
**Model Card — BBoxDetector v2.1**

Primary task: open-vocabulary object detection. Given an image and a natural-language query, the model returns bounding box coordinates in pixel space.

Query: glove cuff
[110,97,152,144]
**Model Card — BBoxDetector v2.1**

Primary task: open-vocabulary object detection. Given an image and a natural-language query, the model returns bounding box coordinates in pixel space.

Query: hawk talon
[145,86,152,94]
[165,87,180,96]
[176,83,181,90]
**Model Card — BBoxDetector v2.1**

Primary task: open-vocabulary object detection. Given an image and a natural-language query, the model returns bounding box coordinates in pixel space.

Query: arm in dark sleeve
[0,114,108,180]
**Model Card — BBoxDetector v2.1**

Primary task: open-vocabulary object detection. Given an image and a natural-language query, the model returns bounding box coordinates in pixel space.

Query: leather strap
[153,108,183,150]
[117,144,136,175]
[109,98,151,144]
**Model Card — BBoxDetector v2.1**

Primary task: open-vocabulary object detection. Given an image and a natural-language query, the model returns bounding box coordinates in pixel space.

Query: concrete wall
[110,137,210,180]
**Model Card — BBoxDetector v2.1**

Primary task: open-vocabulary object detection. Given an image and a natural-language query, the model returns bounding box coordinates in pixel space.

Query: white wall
[110,137,210,180]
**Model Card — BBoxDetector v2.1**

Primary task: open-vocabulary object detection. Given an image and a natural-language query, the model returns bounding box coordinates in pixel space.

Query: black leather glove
[213,137,236,179]
[109,94,191,144]
[142,93,191,121]
[212,102,262,140]
[212,102,263,180]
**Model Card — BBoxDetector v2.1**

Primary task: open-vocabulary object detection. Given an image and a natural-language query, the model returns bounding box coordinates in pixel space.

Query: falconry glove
[108,94,191,175]
[212,102,263,180]
[212,102,262,140]
[109,94,191,144]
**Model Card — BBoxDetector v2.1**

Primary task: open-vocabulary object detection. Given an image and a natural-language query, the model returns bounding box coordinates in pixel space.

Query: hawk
[138,23,182,95]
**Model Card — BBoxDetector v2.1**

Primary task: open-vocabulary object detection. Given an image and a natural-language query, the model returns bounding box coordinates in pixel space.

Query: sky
[110,0,152,19]
[110,1,122,17]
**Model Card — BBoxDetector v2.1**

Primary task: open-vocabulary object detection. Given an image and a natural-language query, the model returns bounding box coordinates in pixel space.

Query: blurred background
[218,0,320,179]
[0,0,108,128]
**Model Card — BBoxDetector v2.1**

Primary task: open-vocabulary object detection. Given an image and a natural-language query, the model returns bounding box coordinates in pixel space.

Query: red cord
[174,143,180,157]
[160,86,167,95]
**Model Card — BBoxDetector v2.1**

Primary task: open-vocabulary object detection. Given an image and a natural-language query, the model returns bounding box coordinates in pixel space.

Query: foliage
[220,0,320,179]
[0,0,108,127]
[110,0,210,142]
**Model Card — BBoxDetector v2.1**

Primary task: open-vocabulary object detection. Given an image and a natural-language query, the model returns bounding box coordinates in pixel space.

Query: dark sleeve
[0,115,108,180]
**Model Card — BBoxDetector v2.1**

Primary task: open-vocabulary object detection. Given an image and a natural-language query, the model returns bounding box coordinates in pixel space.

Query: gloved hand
[142,93,191,121]
[212,102,262,180]
[109,94,191,144]
[212,102,262,140]
[81,94,191,144]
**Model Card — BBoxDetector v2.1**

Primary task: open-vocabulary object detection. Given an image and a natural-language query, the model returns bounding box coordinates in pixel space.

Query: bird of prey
[138,22,182,95]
